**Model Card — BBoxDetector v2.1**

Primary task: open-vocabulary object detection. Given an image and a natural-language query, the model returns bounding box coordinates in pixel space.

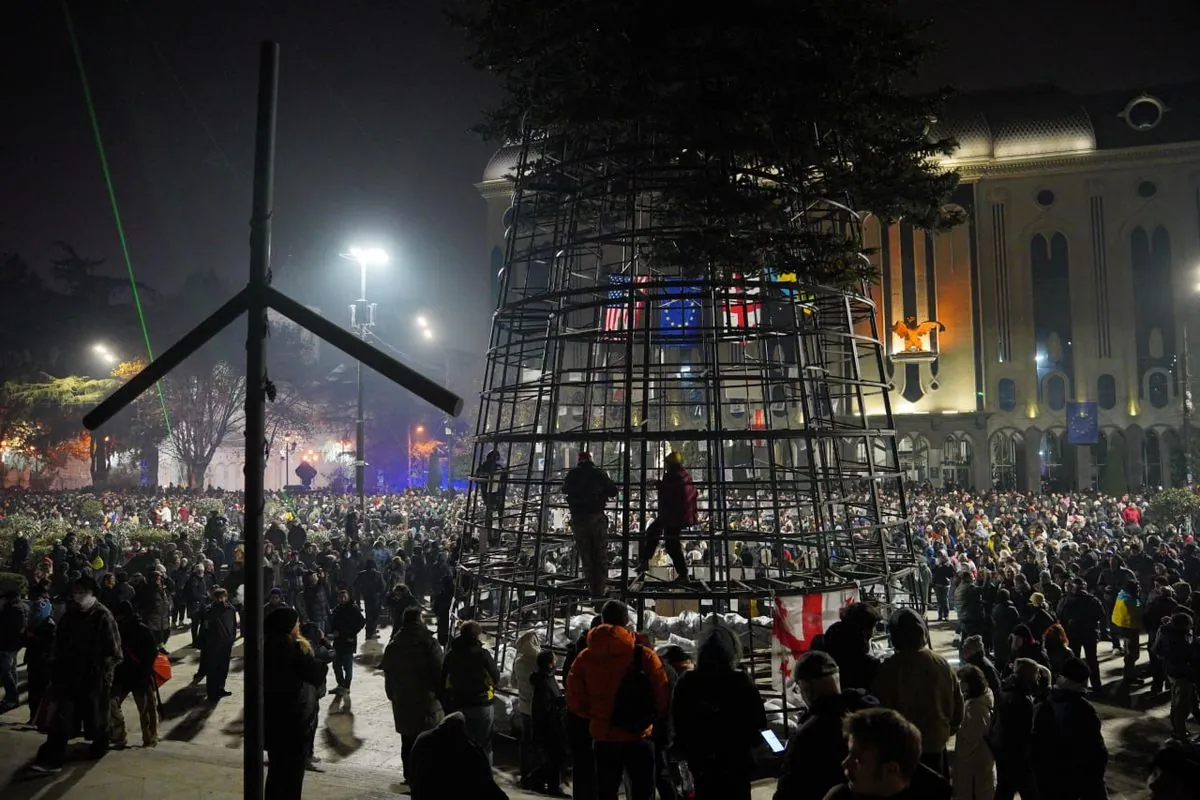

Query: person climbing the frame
[563,451,619,598]
[638,451,697,583]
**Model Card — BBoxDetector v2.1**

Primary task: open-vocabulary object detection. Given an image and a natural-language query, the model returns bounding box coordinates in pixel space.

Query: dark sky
[2,0,1199,358]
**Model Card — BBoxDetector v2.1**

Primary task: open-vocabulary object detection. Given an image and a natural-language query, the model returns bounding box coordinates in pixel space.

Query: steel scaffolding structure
[460,132,917,701]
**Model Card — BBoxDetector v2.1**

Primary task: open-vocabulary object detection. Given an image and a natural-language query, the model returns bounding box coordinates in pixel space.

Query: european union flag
[659,277,702,347]
[1066,401,1099,445]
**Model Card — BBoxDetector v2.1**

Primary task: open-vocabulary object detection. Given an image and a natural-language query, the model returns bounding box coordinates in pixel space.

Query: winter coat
[382,622,445,736]
[51,601,122,695]
[530,668,567,755]
[566,623,670,743]
[1152,625,1195,680]
[672,662,767,777]
[203,602,238,655]
[512,630,541,715]
[114,617,159,693]
[774,689,878,800]
[1057,591,1105,644]
[991,602,1021,652]
[329,602,365,655]
[408,712,508,800]
[1022,605,1056,642]
[872,646,965,755]
[353,566,386,599]
[989,680,1036,764]
[953,690,995,800]
[657,465,698,527]
[965,651,1003,700]
[1031,688,1108,800]
[303,583,330,624]
[816,620,880,693]
[441,633,500,709]
[138,586,172,633]
[562,461,618,517]
[263,636,327,753]
[0,599,27,651]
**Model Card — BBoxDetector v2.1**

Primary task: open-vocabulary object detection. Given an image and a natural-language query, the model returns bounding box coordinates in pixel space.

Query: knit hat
[792,650,840,681]
[665,451,683,466]
[264,605,299,636]
[578,451,592,463]
[1058,656,1091,688]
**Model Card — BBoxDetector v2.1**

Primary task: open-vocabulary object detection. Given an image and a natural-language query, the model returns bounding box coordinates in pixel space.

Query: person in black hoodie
[775,650,879,800]
[565,615,602,800]
[671,622,767,800]
[529,649,569,796]
[1007,623,1050,675]
[109,601,160,748]
[960,635,1002,699]
[814,603,883,693]
[353,559,387,639]
[328,588,365,695]
[441,619,501,763]
[991,658,1041,800]
[408,711,508,800]
[0,589,25,712]
[991,589,1021,670]
[263,606,328,797]
[1031,657,1108,800]
[201,587,238,702]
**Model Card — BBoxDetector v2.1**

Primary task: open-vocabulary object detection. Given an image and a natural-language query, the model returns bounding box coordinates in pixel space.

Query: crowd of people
[0,482,1199,798]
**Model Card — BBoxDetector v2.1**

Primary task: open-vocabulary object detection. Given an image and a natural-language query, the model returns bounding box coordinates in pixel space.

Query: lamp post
[415,317,452,488]
[340,246,389,516]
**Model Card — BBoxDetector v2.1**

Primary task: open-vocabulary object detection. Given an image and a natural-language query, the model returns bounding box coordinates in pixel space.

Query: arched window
[1144,429,1163,487]
[1097,374,1117,410]
[998,378,1017,412]
[1045,374,1067,411]
[1040,430,1065,489]
[941,434,973,489]
[990,430,1022,490]
[1148,371,1169,409]
[898,433,930,484]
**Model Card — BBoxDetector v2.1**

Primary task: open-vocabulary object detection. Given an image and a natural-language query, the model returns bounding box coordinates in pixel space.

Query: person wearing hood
[441,619,501,763]
[567,600,670,800]
[263,605,328,798]
[1152,612,1196,741]
[961,635,1002,700]
[31,575,122,772]
[871,608,964,776]
[432,575,457,646]
[953,664,995,800]
[383,606,445,780]
[775,650,879,800]
[408,711,508,800]
[513,629,543,790]
[671,623,766,800]
[1005,623,1049,675]
[1031,657,1108,799]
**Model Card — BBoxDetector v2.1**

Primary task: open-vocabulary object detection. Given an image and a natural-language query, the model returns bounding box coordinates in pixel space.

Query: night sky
[2,0,1199,363]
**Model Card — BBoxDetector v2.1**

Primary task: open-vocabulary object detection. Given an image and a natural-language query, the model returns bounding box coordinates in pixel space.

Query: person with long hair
[954,664,995,800]
[263,606,328,797]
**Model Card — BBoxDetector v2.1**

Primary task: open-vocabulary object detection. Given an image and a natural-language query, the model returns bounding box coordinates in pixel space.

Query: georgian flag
[771,588,860,690]
[722,273,761,329]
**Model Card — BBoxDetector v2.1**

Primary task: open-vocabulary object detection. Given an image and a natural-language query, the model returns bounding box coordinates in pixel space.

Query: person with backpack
[672,623,767,800]
[566,600,670,800]
[562,451,619,598]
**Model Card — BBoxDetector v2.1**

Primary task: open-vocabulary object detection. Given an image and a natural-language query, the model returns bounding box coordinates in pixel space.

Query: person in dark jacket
[353,559,387,638]
[432,575,455,646]
[1145,584,1180,694]
[0,590,26,712]
[1057,578,1105,692]
[383,606,445,779]
[1152,612,1196,740]
[961,635,1003,700]
[11,532,30,574]
[1031,657,1108,800]
[529,649,569,796]
[387,582,420,635]
[109,601,159,748]
[672,623,767,800]
[329,587,365,694]
[566,616,602,800]
[813,603,883,693]
[775,650,879,800]
[138,570,173,646]
[22,583,56,725]
[263,606,328,798]
[202,587,238,702]
[932,555,956,622]
[991,588,1021,669]
[991,658,1041,800]
[1022,592,1056,643]
[1006,623,1049,675]
[408,711,508,800]
[822,708,953,800]
[638,451,698,580]
[303,571,331,634]
[562,451,619,598]
[441,619,501,762]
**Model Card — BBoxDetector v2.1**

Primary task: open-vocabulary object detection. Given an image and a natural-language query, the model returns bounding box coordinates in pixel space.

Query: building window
[990,430,1023,490]
[898,433,930,484]
[998,378,1017,412]
[1040,430,1065,490]
[1097,374,1117,410]
[941,434,974,489]
[1137,180,1157,199]
[1148,371,1169,409]
[1144,429,1162,487]
[1045,374,1067,411]
[1036,189,1055,208]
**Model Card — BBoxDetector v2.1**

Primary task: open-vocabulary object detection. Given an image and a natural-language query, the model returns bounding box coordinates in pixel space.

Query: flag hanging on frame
[771,588,859,690]
[659,277,702,347]
[604,274,649,331]
[722,273,761,329]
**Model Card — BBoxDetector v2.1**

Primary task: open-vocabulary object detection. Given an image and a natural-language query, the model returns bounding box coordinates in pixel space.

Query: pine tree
[452,0,962,285]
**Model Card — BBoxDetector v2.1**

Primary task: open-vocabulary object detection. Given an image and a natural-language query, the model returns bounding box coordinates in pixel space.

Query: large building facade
[477,84,1200,493]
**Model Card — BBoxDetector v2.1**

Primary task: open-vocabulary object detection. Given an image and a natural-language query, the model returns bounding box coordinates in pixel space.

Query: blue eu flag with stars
[659,277,701,347]
[1066,401,1099,445]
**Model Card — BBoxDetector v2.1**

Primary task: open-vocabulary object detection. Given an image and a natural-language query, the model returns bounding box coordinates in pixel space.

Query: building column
[1023,427,1042,492]
[1073,443,1092,491]
[973,434,991,490]
[1126,426,1145,490]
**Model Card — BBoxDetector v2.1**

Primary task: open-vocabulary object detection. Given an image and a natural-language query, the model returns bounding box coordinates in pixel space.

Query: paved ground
[0,610,1179,798]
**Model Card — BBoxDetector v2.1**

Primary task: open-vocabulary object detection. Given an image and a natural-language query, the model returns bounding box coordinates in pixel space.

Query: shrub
[193,498,224,520]
[1147,487,1200,528]
[81,498,105,526]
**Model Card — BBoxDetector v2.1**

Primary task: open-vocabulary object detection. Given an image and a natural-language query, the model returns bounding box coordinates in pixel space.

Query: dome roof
[482,143,523,183]
[935,87,1097,162]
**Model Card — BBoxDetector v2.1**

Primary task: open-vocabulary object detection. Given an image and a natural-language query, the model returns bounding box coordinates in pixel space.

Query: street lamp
[339,245,389,516]
[1185,277,1199,493]
[92,343,117,365]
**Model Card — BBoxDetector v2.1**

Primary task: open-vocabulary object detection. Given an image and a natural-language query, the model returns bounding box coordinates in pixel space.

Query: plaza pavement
[0,609,1175,798]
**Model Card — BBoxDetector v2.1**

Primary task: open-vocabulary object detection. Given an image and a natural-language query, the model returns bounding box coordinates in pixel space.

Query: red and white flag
[722,273,761,329]
[771,587,860,690]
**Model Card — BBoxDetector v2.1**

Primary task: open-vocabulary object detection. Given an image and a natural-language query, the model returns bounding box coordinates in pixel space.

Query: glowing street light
[422,327,434,340]
[415,315,428,329]
[415,425,425,434]
[92,343,117,365]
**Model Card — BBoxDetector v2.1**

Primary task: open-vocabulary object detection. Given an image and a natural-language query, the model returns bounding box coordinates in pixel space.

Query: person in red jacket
[566,600,670,800]
[638,451,698,581]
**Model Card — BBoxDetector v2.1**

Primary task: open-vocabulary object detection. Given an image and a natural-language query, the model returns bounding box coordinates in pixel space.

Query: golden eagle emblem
[892,316,945,353]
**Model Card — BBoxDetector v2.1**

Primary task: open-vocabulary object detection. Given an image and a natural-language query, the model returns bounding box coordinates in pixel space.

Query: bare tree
[161,362,247,489]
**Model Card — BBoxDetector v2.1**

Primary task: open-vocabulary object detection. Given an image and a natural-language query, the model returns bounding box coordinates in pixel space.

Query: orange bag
[152,651,173,688]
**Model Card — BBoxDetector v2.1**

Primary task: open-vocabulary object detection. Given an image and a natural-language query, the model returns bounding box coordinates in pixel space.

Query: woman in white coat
[954,663,996,800]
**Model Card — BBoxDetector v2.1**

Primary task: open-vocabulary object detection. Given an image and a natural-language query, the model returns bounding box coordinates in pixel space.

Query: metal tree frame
[461,133,918,706]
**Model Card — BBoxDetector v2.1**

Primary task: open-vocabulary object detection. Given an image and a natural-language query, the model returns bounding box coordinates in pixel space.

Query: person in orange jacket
[566,600,670,800]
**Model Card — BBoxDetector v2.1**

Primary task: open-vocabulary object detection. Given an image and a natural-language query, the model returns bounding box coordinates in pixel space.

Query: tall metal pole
[356,259,368,516]
[1185,319,1193,490]
[243,40,278,800]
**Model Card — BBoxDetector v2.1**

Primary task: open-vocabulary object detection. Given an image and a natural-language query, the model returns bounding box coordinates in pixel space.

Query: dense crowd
[0,481,1199,799]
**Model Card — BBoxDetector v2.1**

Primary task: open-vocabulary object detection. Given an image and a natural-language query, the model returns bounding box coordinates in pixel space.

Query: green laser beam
[63,1,173,439]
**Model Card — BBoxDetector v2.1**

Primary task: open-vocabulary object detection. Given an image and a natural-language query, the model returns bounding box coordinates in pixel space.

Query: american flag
[722,273,761,329]
[604,274,649,331]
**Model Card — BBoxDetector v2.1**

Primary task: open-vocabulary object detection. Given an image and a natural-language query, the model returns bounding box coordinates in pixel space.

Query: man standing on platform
[638,451,697,582]
[563,451,619,598]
